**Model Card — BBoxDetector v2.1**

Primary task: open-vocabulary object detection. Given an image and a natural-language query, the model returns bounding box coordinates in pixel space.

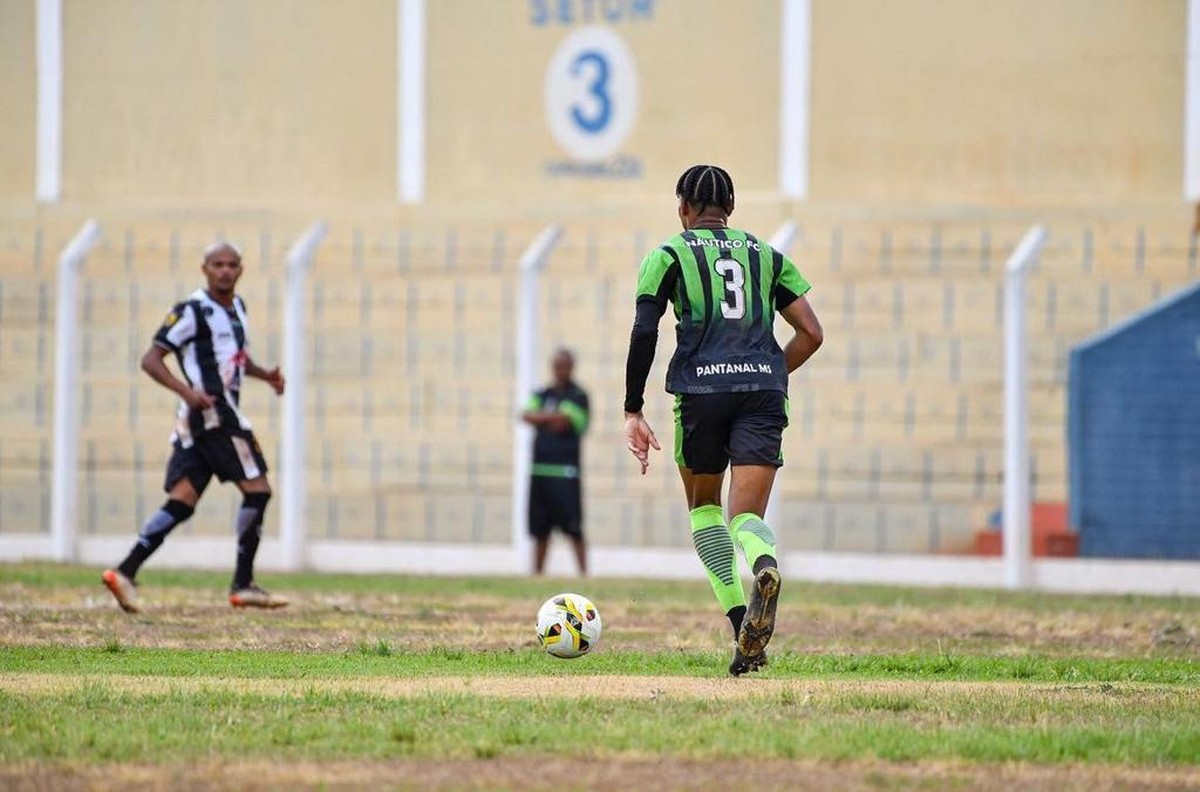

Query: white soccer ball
[536,592,602,659]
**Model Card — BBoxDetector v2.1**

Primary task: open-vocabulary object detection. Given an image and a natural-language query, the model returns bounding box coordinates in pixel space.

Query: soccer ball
[536,592,602,659]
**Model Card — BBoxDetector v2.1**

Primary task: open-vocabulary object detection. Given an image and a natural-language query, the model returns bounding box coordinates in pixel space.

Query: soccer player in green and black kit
[623,165,823,676]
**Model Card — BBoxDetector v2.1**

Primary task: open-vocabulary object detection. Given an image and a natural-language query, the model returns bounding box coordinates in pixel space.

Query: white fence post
[511,225,564,571]
[778,0,811,199]
[50,220,101,561]
[279,221,327,571]
[1003,226,1048,589]
[35,0,63,202]
[765,221,800,532]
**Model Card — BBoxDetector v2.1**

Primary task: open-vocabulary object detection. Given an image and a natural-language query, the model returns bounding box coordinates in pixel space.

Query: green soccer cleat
[736,566,781,664]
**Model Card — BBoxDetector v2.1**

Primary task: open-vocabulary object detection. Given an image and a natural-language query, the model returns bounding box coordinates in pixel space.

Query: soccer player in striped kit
[622,165,824,675]
[102,242,288,612]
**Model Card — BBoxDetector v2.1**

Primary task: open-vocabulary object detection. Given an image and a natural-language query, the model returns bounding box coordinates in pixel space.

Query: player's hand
[624,412,660,475]
[184,389,217,411]
[265,367,286,395]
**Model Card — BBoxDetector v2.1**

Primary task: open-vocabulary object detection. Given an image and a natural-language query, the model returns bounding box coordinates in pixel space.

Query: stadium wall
[0,0,35,203]
[0,0,1190,212]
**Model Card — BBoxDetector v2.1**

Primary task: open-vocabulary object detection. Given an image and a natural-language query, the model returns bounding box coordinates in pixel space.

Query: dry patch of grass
[3,758,1199,792]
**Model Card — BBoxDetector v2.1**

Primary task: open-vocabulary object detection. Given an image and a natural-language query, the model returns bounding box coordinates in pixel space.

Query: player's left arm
[244,357,285,395]
[774,252,822,373]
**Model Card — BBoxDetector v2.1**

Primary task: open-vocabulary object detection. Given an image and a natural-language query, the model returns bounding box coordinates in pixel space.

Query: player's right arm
[140,347,215,410]
[622,246,677,473]
[143,303,215,411]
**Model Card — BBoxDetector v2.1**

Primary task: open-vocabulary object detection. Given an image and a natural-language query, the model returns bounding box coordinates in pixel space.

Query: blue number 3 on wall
[545,27,637,160]
[570,51,611,134]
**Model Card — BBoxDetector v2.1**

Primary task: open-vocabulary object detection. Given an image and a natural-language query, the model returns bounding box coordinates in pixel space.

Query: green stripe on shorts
[673,394,685,467]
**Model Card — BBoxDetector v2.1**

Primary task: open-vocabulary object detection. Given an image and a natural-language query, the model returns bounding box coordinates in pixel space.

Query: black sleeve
[623,298,666,414]
[775,286,801,311]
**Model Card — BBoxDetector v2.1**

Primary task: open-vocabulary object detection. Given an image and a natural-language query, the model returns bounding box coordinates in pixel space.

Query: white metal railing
[50,219,102,560]
[1002,225,1048,589]
[509,225,564,571]
[279,221,328,570]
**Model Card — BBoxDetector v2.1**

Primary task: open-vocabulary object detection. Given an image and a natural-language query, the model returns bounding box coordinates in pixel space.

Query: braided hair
[675,164,735,216]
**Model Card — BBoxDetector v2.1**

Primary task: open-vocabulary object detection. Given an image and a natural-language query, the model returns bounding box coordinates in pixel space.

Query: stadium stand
[0,216,1194,556]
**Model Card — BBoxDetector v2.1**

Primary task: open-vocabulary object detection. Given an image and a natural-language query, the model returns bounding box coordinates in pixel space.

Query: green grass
[1,685,1197,765]
[6,561,1200,616]
[2,562,1198,777]
[2,645,1196,684]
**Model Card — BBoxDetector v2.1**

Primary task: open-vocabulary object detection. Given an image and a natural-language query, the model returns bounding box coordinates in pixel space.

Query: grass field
[1,563,1198,790]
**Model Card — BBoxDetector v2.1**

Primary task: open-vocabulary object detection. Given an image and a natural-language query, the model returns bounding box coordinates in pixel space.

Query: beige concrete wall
[0,0,35,200]
[810,0,1186,206]
[61,0,396,204]
[424,0,780,205]
[22,0,1186,210]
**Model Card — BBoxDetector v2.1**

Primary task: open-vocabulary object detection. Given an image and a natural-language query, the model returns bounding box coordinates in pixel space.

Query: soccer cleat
[729,644,768,676]
[736,566,781,664]
[229,582,289,609]
[101,569,140,614]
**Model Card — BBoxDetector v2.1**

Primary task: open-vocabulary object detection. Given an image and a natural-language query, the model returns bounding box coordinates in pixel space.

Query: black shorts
[164,427,269,494]
[528,476,583,540]
[673,391,789,475]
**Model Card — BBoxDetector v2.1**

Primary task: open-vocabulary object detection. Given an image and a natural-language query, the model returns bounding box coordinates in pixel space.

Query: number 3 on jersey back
[715,257,746,320]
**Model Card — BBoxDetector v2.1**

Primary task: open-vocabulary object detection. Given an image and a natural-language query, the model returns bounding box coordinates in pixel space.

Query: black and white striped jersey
[152,288,253,447]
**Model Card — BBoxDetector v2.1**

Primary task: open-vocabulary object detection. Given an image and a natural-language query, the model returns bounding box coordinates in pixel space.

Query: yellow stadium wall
[60,0,397,206]
[809,0,1186,206]
[0,0,1189,212]
[0,0,36,203]
[423,0,780,206]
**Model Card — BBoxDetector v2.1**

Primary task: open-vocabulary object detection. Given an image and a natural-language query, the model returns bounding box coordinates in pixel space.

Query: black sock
[752,555,778,576]
[117,500,194,579]
[232,491,271,590]
[726,605,747,637]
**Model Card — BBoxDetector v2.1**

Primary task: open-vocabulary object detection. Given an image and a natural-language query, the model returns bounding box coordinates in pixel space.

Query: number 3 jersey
[636,228,811,395]
[152,288,253,447]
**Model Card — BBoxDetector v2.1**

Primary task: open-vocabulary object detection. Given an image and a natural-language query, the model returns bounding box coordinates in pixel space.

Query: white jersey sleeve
[153,301,197,352]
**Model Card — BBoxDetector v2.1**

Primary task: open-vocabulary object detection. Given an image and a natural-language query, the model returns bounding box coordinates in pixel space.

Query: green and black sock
[689,505,746,637]
[730,512,778,574]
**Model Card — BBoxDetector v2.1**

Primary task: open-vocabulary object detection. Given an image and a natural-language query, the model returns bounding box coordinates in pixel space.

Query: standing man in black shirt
[522,348,590,576]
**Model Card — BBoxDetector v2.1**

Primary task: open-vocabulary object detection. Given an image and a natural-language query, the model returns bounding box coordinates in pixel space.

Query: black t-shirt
[529,383,590,472]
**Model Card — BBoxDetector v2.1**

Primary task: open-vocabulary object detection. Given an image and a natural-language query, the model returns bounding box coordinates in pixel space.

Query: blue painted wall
[1068,282,1200,559]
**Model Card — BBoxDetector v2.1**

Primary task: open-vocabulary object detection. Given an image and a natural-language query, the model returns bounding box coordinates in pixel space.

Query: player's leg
[529,477,553,575]
[726,392,789,669]
[727,465,779,576]
[202,428,286,608]
[103,445,210,613]
[568,535,587,576]
[676,394,746,639]
[533,538,550,575]
[228,473,279,605]
[727,464,781,667]
[563,478,588,576]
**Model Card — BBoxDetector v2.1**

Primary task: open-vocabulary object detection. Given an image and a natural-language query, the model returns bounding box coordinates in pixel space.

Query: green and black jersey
[528,383,589,478]
[635,228,811,395]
